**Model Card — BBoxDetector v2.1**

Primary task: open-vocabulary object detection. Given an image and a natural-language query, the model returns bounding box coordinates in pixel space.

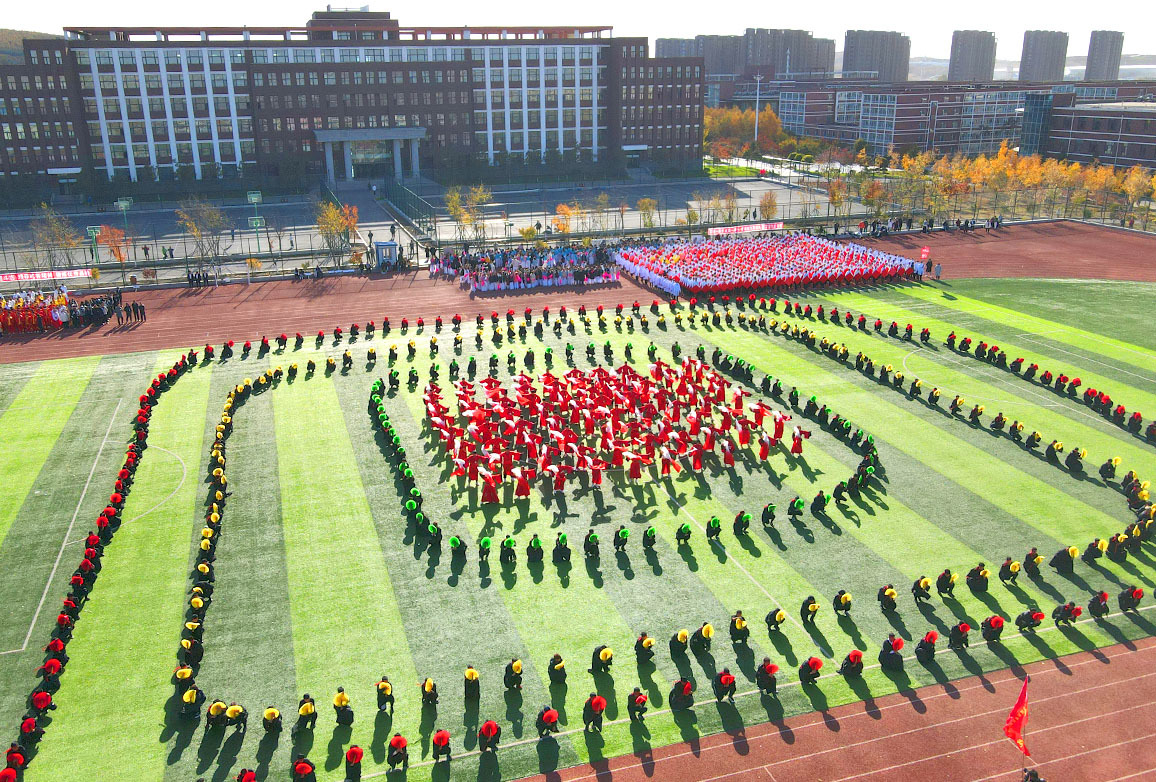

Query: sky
[8,0,1156,61]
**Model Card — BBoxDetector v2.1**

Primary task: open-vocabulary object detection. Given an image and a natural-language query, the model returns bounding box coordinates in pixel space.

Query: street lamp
[247,190,263,254]
[116,196,133,266]
[753,75,764,145]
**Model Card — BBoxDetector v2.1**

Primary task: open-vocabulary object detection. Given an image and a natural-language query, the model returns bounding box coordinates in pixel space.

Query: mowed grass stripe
[0,358,38,416]
[898,286,1156,374]
[0,353,154,651]
[273,373,424,771]
[330,368,580,765]
[687,325,1127,549]
[817,289,1156,436]
[162,359,300,782]
[26,353,213,782]
[777,300,1156,477]
[0,352,155,742]
[0,356,102,546]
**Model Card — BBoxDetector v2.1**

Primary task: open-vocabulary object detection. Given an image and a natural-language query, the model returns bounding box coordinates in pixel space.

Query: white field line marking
[0,398,122,656]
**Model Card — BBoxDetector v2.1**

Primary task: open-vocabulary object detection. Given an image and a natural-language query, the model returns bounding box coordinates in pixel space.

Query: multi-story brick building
[1022,93,1156,167]
[0,9,704,201]
[724,77,1155,155]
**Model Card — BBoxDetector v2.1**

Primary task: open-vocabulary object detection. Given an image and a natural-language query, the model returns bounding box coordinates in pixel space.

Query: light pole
[753,74,764,145]
[116,196,133,266]
[247,190,263,254]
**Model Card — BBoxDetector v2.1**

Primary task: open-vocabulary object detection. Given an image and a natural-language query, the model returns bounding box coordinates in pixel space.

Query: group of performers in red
[424,357,809,500]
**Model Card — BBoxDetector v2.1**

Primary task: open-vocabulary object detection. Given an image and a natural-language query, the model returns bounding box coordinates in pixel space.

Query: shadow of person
[503,689,524,738]
[370,709,392,763]
[847,676,880,719]
[536,735,561,773]
[645,547,663,575]
[477,751,502,782]
[325,724,353,771]
[837,614,867,649]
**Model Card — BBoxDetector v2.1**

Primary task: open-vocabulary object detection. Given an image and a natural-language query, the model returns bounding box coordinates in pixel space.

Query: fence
[380,179,438,236]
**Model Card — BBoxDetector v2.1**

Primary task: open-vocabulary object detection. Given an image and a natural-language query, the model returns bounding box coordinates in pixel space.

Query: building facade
[948,31,997,82]
[842,31,911,83]
[1024,94,1156,167]
[0,9,704,200]
[1019,31,1068,82]
[1085,31,1124,81]
[724,77,1154,156]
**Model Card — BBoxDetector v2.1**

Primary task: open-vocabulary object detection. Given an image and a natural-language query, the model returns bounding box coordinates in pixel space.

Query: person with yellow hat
[504,659,524,691]
[935,569,957,598]
[911,576,932,604]
[225,703,247,732]
[964,562,989,593]
[877,584,898,612]
[765,608,787,632]
[206,699,228,730]
[1049,546,1078,575]
[1023,547,1043,578]
[180,638,203,666]
[381,675,399,712]
[729,611,750,644]
[1082,538,1108,564]
[670,628,691,655]
[464,666,480,700]
[1099,457,1120,482]
[293,694,317,735]
[547,653,567,684]
[634,633,656,664]
[420,677,439,707]
[180,683,204,718]
[800,596,819,624]
[590,645,613,674]
[262,706,282,732]
[833,591,852,616]
[690,622,714,653]
[998,557,1021,584]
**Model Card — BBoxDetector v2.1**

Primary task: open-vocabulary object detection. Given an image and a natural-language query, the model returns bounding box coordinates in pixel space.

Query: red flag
[1003,676,1031,757]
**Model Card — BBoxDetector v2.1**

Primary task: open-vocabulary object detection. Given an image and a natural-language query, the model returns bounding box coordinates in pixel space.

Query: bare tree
[175,198,232,278]
[29,203,82,271]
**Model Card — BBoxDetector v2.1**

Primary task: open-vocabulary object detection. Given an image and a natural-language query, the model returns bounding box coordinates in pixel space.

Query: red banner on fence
[707,222,785,237]
[0,269,93,283]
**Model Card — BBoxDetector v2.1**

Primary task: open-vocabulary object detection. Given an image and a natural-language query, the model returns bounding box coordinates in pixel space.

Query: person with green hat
[526,534,544,562]
[706,516,722,541]
[427,521,443,550]
[613,525,630,551]
[478,536,492,562]
[499,535,517,565]
[450,535,466,561]
[733,511,751,536]
[553,532,571,562]
[761,503,776,527]
[811,490,830,516]
[676,523,692,545]
[787,496,805,521]
[584,530,600,559]
[642,526,657,549]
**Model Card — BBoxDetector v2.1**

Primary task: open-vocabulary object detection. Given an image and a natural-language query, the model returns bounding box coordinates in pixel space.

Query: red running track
[518,636,1156,782]
[4,221,1155,365]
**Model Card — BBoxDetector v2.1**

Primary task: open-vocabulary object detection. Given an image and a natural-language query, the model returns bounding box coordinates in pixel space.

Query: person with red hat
[478,719,501,752]
[838,649,864,678]
[583,693,607,732]
[37,656,63,685]
[670,678,695,709]
[1119,586,1144,612]
[756,658,779,695]
[30,690,54,715]
[799,656,823,685]
[627,687,649,722]
[291,755,315,779]
[948,621,971,649]
[1088,591,1111,618]
[981,615,1005,643]
[1052,602,1079,626]
[431,728,451,763]
[536,705,560,736]
[714,669,738,703]
[879,634,904,670]
[235,769,257,782]
[19,715,43,747]
[387,733,408,770]
[915,631,938,663]
[5,743,26,770]
[344,744,363,777]
[1015,609,1045,632]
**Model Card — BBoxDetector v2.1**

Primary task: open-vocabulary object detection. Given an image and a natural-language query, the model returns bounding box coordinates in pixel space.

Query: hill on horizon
[0,28,63,64]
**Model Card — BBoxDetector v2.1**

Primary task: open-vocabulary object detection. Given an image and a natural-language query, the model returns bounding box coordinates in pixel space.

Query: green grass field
[2,278,1155,782]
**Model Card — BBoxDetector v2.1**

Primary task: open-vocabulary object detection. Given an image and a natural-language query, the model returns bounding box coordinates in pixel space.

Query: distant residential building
[842,31,910,83]
[693,35,744,78]
[948,31,996,82]
[743,29,835,78]
[1020,31,1068,82]
[1085,31,1124,81]
[655,38,696,59]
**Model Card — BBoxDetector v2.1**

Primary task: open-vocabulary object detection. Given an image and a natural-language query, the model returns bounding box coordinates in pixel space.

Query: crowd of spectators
[431,245,620,295]
[0,287,145,336]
